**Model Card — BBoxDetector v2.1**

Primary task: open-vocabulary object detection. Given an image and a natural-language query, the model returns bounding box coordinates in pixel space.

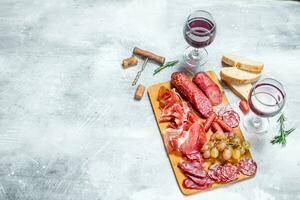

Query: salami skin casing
[171,72,213,118]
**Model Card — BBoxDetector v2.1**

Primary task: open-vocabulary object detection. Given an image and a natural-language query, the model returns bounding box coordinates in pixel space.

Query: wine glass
[244,78,286,134]
[183,10,216,67]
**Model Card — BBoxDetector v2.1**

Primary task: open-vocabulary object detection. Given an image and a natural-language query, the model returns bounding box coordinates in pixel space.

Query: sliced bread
[223,80,252,100]
[220,67,260,84]
[222,55,264,73]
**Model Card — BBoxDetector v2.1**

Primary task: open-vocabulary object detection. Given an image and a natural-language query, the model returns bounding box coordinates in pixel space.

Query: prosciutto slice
[158,88,180,109]
[160,101,199,129]
[159,87,206,155]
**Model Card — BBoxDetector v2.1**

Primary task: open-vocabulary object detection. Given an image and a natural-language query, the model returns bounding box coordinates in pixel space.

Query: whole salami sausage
[171,72,213,118]
[192,72,222,106]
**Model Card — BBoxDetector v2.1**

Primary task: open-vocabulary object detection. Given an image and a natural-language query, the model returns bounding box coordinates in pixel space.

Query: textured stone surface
[0,0,300,199]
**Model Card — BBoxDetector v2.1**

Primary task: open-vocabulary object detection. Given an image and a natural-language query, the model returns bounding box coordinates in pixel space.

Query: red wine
[184,17,216,48]
[248,83,285,117]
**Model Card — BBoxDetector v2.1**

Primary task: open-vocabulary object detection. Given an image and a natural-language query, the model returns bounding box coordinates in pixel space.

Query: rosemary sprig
[271,113,295,146]
[153,60,179,75]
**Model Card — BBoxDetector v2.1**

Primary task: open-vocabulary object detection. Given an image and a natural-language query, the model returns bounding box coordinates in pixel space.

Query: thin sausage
[204,112,217,131]
[216,118,233,133]
[211,121,223,133]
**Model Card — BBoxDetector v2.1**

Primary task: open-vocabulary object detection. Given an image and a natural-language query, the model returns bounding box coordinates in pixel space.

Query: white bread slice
[222,55,264,73]
[220,67,260,84]
[223,80,252,100]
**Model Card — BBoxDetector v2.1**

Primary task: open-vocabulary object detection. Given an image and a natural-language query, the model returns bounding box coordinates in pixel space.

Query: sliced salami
[178,160,207,178]
[208,163,222,183]
[239,158,257,176]
[220,163,240,182]
[183,178,211,190]
[216,104,233,117]
[184,152,204,163]
[186,174,215,187]
[222,110,240,128]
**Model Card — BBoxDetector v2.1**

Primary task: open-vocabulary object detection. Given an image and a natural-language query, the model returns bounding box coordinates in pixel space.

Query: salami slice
[178,160,207,178]
[184,152,204,163]
[220,163,240,182]
[216,104,233,117]
[239,158,257,176]
[185,174,215,187]
[208,163,222,183]
[183,178,211,190]
[222,110,240,128]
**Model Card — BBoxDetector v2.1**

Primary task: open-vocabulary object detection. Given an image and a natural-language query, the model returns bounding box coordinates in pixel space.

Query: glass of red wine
[183,10,216,67]
[244,78,286,134]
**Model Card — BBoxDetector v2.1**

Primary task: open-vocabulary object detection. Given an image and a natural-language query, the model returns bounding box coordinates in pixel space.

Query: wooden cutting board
[147,71,255,195]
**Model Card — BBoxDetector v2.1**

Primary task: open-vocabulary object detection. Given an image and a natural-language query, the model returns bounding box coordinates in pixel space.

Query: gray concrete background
[0,0,300,199]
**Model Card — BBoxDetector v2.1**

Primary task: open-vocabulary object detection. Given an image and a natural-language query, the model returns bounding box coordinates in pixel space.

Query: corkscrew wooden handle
[133,47,165,65]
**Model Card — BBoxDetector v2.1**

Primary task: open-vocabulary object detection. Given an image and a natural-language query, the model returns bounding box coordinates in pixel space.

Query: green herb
[153,60,179,75]
[271,113,295,146]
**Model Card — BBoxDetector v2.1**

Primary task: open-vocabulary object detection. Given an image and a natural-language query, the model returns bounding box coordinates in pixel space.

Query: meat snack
[203,112,217,131]
[239,100,250,113]
[221,110,240,128]
[193,72,222,106]
[208,163,239,183]
[239,158,257,176]
[171,72,213,118]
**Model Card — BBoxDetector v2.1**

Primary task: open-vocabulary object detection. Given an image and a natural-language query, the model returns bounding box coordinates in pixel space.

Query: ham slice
[163,123,206,155]
[179,123,206,155]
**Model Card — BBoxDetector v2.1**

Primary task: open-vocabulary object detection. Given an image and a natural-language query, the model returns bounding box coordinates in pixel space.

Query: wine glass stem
[193,48,199,57]
[253,116,262,128]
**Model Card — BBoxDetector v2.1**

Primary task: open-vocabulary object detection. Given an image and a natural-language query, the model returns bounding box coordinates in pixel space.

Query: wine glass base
[183,46,208,67]
[243,113,270,135]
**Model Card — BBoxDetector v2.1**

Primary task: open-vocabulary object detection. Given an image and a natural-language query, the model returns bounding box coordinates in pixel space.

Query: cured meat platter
[147,71,256,195]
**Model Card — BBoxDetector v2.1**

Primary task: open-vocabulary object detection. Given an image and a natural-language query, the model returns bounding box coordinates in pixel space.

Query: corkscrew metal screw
[131,47,165,86]
[131,58,148,86]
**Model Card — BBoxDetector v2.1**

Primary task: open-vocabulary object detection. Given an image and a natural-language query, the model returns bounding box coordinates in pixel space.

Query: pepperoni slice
[222,110,240,128]
[220,163,240,182]
[239,158,257,176]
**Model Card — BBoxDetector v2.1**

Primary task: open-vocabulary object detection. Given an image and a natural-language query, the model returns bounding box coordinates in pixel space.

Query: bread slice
[220,67,260,84]
[223,80,252,100]
[222,55,264,73]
